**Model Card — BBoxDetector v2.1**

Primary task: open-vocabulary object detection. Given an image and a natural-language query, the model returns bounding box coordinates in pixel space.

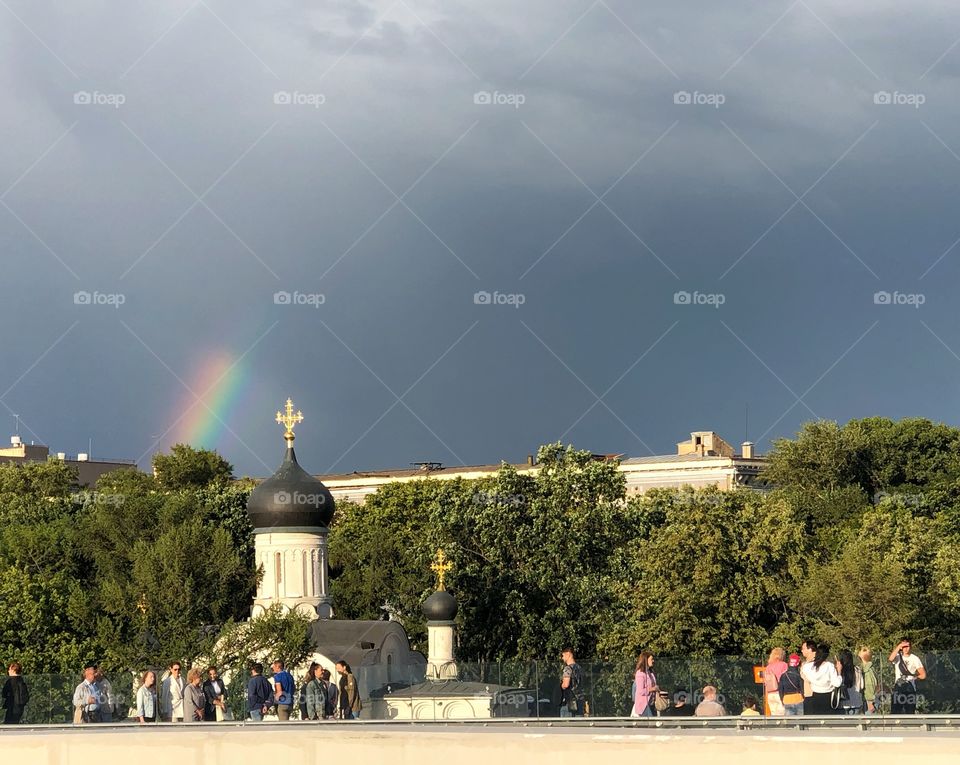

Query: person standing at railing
[73,664,102,724]
[836,650,864,715]
[888,639,925,714]
[800,640,817,713]
[247,663,273,721]
[779,654,805,716]
[304,663,328,721]
[160,661,185,722]
[183,668,205,722]
[858,647,879,714]
[136,671,158,724]
[2,662,28,724]
[203,666,228,722]
[800,645,842,715]
[271,660,295,721]
[631,652,657,718]
[559,648,585,718]
[95,666,115,722]
[321,669,337,718]
[763,647,788,716]
[336,661,362,720]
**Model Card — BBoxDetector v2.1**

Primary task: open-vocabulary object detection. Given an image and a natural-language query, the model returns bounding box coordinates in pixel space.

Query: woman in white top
[800,645,842,715]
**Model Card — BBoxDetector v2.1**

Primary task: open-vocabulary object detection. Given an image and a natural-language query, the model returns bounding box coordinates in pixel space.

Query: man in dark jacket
[247,663,273,721]
[2,662,28,724]
[335,661,361,719]
[203,666,227,721]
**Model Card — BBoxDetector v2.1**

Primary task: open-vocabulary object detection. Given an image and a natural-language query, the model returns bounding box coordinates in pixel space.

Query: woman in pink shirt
[764,647,788,716]
[632,652,658,717]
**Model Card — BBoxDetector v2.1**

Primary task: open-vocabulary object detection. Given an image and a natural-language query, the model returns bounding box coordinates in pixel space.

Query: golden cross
[430,548,452,591]
[275,398,304,442]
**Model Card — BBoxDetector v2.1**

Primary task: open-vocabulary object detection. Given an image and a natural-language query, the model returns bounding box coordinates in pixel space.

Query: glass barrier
[7,652,957,724]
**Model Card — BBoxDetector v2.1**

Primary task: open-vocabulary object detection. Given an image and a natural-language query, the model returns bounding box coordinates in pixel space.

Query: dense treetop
[2,420,959,674]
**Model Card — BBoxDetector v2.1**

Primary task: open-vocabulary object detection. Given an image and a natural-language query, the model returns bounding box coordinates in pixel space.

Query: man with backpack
[2,662,29,724]
[559,648,585,717]
[247,663,274,721]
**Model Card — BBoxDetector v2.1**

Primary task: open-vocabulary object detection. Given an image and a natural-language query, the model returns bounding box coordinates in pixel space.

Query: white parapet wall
[4,724,960,765]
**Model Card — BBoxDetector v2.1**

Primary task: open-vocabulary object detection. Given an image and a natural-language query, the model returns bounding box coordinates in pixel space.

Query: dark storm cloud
[2,0,960,476]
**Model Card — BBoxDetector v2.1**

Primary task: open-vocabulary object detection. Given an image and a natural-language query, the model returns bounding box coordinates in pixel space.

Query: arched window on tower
[275,551,283,594]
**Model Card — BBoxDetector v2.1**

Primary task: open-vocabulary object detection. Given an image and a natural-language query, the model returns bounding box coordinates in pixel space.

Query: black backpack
[564,663,585,710]
[12,678,29,708]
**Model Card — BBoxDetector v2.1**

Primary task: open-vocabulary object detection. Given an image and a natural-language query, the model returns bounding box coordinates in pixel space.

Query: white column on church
[252,531,326,620]
[426,623,458,680]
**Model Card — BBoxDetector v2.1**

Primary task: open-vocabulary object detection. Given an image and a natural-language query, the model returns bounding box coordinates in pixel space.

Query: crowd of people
[619,639,926,718]
[1,658,363,725]
[0,639,931,724]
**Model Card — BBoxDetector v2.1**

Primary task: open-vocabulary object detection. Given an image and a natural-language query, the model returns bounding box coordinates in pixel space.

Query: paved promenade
[4,719,960,765]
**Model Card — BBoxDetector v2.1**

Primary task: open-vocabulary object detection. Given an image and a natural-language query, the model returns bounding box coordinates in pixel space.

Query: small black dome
[423,589,458,622]
[247,446,335,530]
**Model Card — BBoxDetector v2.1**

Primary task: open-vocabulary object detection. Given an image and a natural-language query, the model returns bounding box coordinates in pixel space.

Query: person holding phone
[888,639,925,714]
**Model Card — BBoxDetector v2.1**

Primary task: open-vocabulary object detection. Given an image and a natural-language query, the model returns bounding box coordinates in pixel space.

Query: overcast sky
[3,0,960,478]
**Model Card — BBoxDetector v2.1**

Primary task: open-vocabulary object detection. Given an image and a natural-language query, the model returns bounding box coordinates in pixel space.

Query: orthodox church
[245,400,425,695]
[244,400,529,719]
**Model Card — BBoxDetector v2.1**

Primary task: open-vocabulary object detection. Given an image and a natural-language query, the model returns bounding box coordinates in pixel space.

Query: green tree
[152,444,234,490]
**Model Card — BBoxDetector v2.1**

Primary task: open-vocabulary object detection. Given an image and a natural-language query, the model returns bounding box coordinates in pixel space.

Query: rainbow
[169,352,250,451]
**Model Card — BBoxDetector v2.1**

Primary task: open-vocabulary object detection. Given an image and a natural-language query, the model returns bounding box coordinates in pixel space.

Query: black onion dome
[423,589,458,622]
[247,445,335,529]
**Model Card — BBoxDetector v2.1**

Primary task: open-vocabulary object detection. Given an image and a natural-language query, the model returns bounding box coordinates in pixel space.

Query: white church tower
[246,399,335,620]
[422,549,458,680]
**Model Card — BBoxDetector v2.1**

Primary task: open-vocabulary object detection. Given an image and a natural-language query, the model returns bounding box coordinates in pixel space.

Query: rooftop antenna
[88,437,93,460]
[12,414,20,436]
[744,403,749,444]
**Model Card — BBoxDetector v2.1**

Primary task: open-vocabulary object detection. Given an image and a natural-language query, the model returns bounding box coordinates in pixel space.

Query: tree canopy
[3,417,960,676]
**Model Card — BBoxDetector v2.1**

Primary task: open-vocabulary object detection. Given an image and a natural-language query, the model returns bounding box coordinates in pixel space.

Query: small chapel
[245,399,425,697]
[244,399,531,718]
